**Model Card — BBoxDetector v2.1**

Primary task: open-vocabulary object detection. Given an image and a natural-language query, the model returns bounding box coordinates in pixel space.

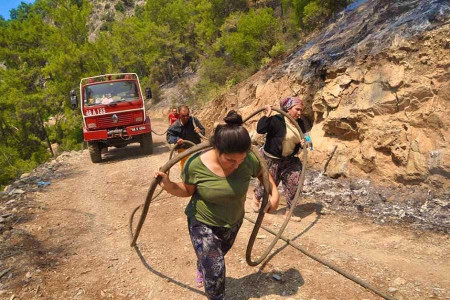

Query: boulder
[428,149,450,178]
[356,83,398,115]
[326,148,349,178]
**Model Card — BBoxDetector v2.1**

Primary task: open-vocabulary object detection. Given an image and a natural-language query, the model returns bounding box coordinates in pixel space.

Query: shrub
[100,22,112,31]
[115,2,125,13]
[217,8,282,68]
[0,145,37,187]
[122,0,134,8]
[303,1,328,29]
[269,42,286,58]
[148,81,162,104]
[134,5,143,17]
[199,57,229,85]
[103,11,115,22]
[260,57,272,67]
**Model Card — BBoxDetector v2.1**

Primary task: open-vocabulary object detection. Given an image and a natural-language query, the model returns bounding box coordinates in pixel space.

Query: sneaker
[195,270,203,288]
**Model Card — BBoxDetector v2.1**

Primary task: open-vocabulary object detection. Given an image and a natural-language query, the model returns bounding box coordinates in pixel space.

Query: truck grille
[96,112,136,129]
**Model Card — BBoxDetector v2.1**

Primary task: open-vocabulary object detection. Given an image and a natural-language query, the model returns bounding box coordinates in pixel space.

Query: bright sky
[0,0,35,20]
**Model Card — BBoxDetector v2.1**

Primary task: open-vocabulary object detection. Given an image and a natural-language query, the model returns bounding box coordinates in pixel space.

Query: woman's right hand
[264,105,272,117]
[154,171,170,188]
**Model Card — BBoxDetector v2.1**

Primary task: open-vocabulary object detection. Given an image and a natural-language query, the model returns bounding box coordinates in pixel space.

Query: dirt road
[1,119,449,300]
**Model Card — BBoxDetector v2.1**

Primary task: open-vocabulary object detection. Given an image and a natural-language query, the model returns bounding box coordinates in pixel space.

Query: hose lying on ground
[243,215,397,300]
[151,129,168,136]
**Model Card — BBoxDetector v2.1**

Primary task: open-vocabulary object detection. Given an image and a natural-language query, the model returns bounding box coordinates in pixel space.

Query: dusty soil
[1,119,449,300]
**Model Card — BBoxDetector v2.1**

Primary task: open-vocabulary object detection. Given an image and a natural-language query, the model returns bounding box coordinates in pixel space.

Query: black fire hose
[243,108,307,266]
[151,129,168,136]
[129,108,396,300]
[243,216,397,300]
[129,141,194,227]
[129,107,307,268]
[128,141,271,244]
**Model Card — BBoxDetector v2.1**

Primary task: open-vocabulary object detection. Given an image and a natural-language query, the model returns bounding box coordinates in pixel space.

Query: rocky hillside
[195,0,450,193]
[87,0,146,41]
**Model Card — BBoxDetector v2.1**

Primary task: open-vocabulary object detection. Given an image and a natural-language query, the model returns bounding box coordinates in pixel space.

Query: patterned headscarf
[280,97,302,112]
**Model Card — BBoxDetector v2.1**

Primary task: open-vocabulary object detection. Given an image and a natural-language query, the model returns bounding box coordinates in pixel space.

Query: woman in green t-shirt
[155,111,279,300]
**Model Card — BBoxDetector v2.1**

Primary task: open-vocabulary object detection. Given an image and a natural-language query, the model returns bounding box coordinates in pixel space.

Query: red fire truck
[70,73,153,163]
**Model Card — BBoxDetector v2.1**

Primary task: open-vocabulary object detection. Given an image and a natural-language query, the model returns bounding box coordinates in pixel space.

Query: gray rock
[272,274,282,281]
[10,189,25,195]
[388,287,398,293]
[20,173,30,179]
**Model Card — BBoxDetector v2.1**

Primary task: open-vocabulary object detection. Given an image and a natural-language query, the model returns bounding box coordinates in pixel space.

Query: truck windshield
[83,81,139,106]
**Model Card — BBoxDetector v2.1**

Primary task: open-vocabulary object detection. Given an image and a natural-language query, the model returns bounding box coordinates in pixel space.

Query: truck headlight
[87,120,97,128]
[134,112,144,122]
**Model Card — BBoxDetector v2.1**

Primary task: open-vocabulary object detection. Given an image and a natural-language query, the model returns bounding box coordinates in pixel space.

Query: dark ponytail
[211,110,251,154]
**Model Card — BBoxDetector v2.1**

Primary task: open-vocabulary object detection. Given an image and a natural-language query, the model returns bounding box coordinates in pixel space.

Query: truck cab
[72,73,153,163]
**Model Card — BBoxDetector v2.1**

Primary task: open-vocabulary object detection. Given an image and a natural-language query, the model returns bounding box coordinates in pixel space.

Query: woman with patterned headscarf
[252,97,306,221]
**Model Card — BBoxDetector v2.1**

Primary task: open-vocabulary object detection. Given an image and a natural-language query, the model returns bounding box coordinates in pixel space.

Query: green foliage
[0,0,353,186]
[303,1,327,29]
[269,42,286,58]
[0,145,42,187]
[148,81,162,105]
[115,2,125,13]
[199,57,229,85]
[289,0,352,28]
[9,2,33,20]
[103,11,115,22]
[216,8,282,67]
[122,0,134,8]
[100,21,112,31]
[134,5,144,18]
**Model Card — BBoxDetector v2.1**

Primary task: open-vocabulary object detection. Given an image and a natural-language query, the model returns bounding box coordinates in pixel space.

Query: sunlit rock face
[198,0,450,191]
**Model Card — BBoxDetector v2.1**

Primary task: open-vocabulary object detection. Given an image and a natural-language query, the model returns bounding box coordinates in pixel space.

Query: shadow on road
[134,242,303,300]
[227,268,304,299]
[100,142,170,164]
[256,202,323,270]
[133,245,206,297]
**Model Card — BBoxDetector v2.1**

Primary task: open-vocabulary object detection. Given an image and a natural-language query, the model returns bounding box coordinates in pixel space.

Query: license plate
[131,126,146,132]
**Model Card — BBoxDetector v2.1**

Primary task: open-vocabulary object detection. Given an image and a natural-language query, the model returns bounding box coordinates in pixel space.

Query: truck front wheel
[88,142,102,163]
[141,133,153,155]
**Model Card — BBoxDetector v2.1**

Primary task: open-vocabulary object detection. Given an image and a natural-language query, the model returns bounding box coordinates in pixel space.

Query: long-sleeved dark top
[166,116,205,148]
[257,114,306,158]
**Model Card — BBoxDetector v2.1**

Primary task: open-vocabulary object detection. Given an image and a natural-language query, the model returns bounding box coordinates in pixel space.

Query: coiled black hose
[130,108,306,268]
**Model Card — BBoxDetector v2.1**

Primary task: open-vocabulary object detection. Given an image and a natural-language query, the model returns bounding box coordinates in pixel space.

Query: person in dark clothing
[253,97,306,221]
[166,105,206,169]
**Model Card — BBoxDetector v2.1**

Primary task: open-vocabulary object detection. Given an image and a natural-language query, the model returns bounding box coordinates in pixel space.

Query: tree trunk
[0,118,8,147]
[38,110,54,157]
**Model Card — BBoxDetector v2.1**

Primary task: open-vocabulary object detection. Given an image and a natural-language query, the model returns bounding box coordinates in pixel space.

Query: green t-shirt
[182,151,261,228]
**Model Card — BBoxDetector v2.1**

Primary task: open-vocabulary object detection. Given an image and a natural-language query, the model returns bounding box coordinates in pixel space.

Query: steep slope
[86,0,146,41]
[197,0,450,192]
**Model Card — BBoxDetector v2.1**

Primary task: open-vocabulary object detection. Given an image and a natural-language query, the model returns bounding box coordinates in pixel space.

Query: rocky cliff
[196,0,450,192]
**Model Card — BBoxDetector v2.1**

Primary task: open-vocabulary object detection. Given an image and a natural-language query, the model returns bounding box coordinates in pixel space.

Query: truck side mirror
[70,90,78,109]
[145,87,152,99]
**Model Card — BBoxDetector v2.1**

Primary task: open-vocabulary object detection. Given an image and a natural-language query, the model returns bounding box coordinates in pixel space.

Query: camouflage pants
[188,217,242,300]
[254,152,302,209]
